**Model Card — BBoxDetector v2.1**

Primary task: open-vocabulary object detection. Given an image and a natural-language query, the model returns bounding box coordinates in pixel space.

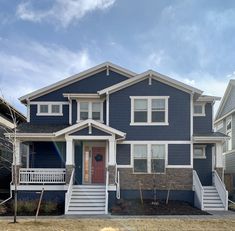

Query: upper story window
[37,103,63,116]
[226,117,232,151]
[130,96,169,126]
[193,145,206,159]
[133,144,166,173]
[77,101,103,122]
[193,103,205,116]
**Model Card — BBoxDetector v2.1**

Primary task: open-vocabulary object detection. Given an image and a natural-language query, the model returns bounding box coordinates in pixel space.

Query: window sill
[132,172,166,175]
[193,114,206,117]
[130,122,169,126]
[36,113,63,116]
[193,156,206,159]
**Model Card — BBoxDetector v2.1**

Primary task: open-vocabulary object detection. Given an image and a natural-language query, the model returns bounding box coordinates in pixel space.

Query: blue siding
[70,127,111,136]
[32,70,128,101]
[193,103,213,134]
[193,144,213,186]
[30,104,69,125]
[72,100,77,124]
[168,144,191,165]
[30,142,66,168]
[117,144,131,165]
[109,79,191,140]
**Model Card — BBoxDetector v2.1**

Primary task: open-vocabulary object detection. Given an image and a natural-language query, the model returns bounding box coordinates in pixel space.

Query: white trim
[76,100,104,123]
[166,165,193,168]
[27,103,30,123]
[69,98,72,125]
[106,93,109,126]
[117,165,132,168]
[197,96,221,102]
[11,185,68,191]
[36,102,63,116]
[63,93,100,99]
[54,119,125,137]
[214,108,235,124]
[193,102,206,116]
[193,136,229,142]
[19,62,136,102]
[118,140,191,144]
[215,120,224,131]
[108,185,116,191]
[30,101,69,105]
[98,70,203,96]
[68,135,113,141]
[226,116,232,151]
[190,94,193,166]
[193,145,206,159]
[130,96,169,126]
[0,116,15,129]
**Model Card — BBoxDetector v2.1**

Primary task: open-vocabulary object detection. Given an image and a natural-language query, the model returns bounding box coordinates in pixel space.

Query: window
[226,118,232,151]
[193,103,205,116]
[193,145,206,159]
[37,103,62,116]
[131,96,169,125]
[133,144,166,173]
[78,101,103,122]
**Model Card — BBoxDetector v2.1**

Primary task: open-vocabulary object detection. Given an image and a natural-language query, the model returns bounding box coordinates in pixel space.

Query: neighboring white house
[214,80,235,193]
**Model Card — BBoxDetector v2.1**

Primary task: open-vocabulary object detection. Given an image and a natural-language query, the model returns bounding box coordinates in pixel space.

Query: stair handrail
[115,164,120,199]
[193,170,204,210]
[105,169,109,214]
[213,170,228,210]
[65,168,75,213]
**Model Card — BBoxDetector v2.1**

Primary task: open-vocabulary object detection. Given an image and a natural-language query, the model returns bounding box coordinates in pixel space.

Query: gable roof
[196,95,221,102]
[215,80,235,122]
[19,62,137,104]
[54,119,126,138]
[98,70,203,97]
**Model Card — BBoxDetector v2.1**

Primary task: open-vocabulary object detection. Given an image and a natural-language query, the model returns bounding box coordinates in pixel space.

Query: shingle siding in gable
[193,103,213,134]
[109,79,191,140]
[168,144,191,165]
[116,144,131,165]
[31,70,128,101]
[30,104,69,125]
[220,86,235,118]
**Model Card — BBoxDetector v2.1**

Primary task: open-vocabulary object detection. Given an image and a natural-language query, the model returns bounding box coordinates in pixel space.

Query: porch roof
[193,132,229,142]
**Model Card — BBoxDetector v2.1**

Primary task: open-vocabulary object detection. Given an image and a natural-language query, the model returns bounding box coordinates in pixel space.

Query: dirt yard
[0,218,234,231]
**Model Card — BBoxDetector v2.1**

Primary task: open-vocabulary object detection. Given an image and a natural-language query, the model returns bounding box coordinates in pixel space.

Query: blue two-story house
[10,62,228,214]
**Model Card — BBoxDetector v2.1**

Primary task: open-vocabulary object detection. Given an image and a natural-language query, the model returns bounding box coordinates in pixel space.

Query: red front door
[92,147,105,184]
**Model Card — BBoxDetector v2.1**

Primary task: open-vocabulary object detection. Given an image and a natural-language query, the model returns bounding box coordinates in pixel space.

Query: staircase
[203,186,225,210]
[65,185,106,215]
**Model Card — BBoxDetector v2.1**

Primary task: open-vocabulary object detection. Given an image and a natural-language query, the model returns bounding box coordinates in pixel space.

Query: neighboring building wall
[109,78,191,140]
[193,103,213,134]
[224,152,235,173]
[193,144,213,186]
[220,85,235,118]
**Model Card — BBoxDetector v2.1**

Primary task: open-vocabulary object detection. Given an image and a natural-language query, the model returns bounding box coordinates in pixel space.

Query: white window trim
[77,100,104,123]
[130,96,169,126]
[193,103,206,117]
[132,143,167,174]
[36,103,63,116]
[193,145,206,159]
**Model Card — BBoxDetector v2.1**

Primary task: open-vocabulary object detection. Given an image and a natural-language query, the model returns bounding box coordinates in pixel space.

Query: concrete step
[69,202,105,207]
[72,188,105,192]
[71,195,105,199]
[73,185,105,189]
[68,206,105,211]
[70,199,105,203]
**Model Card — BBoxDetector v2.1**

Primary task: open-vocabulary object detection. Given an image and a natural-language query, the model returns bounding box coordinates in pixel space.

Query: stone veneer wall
[118,168,193,190]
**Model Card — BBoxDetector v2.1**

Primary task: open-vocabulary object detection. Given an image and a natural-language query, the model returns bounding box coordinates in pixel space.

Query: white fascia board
[98,70,203,96]
[54,119,126,137]
[214,109,235,124]
[197,96,221,102]
[19,62,136,102]
[63,93,101,99]
[0,116,15,129]
[5,133,55,138]
[193,136,229,142]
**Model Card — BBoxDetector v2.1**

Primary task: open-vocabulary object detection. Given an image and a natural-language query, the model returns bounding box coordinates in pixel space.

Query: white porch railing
[65,168,75,213]
[213,170,228,210]
[193,170,204,210]
[115,164,120,199]
[19,168,66,184]
[105,170,109,214]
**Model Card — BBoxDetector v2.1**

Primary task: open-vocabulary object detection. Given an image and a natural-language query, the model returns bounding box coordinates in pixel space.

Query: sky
[0,0,235,114]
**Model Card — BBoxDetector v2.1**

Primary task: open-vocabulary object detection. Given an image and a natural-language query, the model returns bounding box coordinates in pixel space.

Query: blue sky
[0,0,235,114]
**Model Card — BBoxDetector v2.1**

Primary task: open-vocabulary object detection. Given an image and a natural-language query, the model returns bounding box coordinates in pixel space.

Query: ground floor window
[193,145,206,159]
[133,144,166,173]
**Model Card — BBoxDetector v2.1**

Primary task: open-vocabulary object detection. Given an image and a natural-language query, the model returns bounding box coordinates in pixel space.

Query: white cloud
[0,41,95,113]
[16,0,116,27]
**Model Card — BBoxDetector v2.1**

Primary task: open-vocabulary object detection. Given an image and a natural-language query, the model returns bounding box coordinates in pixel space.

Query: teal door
[74,142,83,185]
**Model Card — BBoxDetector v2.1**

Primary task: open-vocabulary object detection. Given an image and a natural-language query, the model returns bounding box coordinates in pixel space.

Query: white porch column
[65,137,74,166]
[215,142,223,168]
[108,136,116,165]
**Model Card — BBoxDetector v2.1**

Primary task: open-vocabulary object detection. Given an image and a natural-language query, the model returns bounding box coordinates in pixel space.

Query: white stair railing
[213,170,228,210]
[65,168,75,213]
[193,170,204,210]
[115,164,120,199]
[105,170,109,214]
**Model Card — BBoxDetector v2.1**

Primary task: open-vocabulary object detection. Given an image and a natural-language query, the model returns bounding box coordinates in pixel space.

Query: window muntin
[193,145,206,159]
[131,96,169,125]
[37,103,62,116]
[78,101,103,122]
[134,99,148,122]
[133,144,166,173]
[193,103,205,116]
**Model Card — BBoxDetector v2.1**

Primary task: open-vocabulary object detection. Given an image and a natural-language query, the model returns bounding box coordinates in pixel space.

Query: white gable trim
[54,119,126,137]
[19,62,136,103]
[215,80,235,120]
[98,70,203,96]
